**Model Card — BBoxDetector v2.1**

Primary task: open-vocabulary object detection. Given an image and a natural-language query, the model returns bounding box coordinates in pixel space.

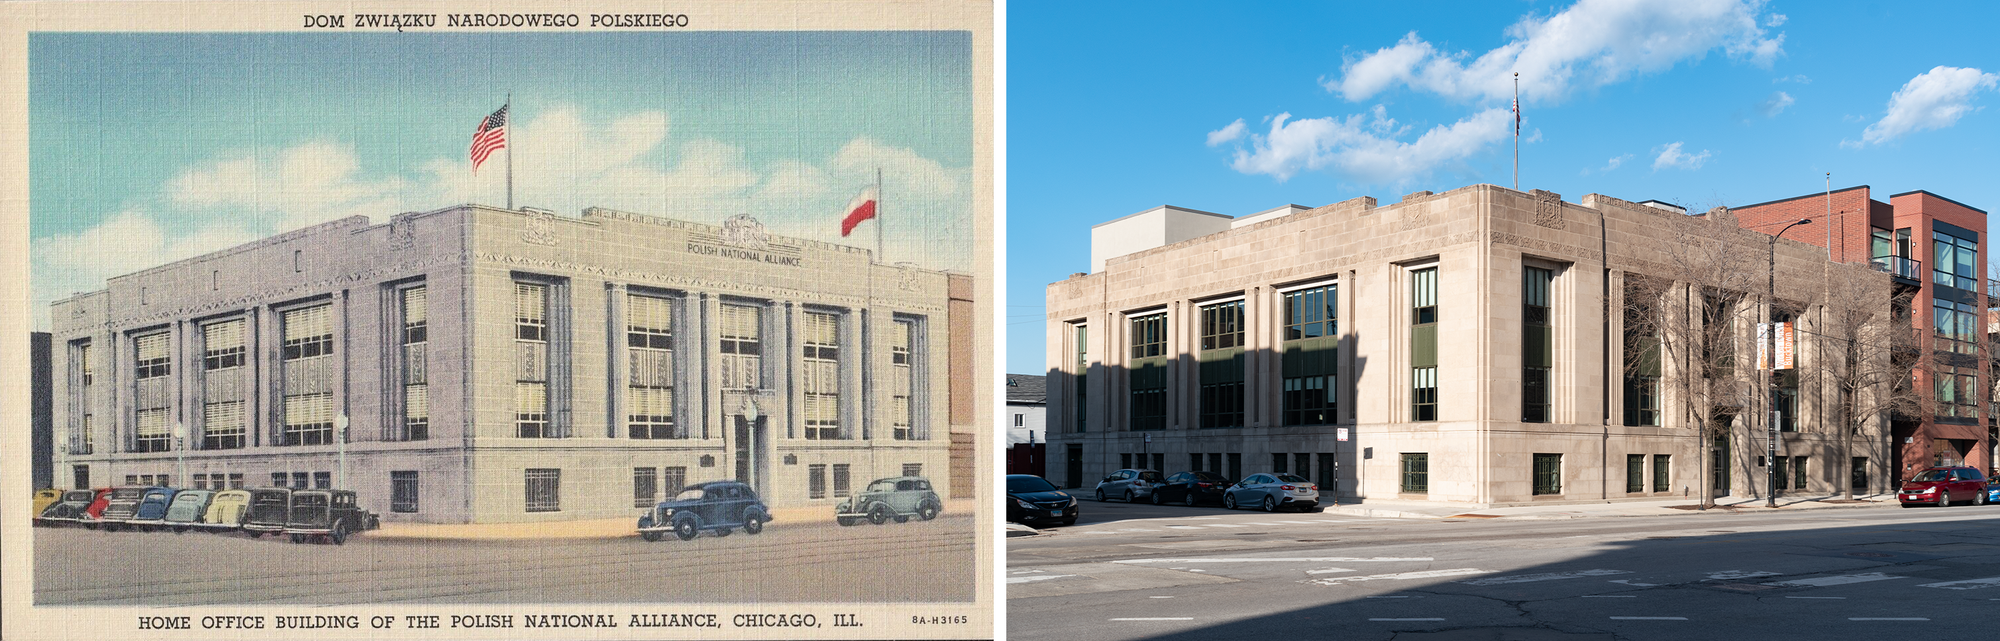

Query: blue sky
[1007,0,2000,375]
[31,31,971,328]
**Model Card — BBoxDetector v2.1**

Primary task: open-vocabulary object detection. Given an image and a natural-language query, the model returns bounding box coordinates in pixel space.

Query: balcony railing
[1871,255,1921,281]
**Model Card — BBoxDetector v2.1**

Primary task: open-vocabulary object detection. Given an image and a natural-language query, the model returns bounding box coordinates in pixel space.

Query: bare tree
[1803,262,1923,499]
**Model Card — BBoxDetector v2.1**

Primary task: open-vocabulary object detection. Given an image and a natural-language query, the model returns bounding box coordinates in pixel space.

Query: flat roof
[1732,185,1872,211]
[1888,189,1988,214]
[1089,204,1232,229]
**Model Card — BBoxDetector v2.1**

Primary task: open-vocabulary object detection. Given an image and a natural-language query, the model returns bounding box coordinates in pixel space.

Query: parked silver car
[1223,473,1319,512]
[1093,469,1164,502]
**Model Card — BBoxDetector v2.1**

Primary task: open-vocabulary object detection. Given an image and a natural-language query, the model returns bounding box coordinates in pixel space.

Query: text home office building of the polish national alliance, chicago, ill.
[49,204,977,523]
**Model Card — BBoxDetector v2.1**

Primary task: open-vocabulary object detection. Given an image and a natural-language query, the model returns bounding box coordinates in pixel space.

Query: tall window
[1072,324,1088,433]
[1400,453,1428,494]
[199,320,246,450]
[1533,453,1563,495]
[515,283,552,438]
[280,305,334,446]
[524,468,561,512]
[1410,268,1439,422]
[399,286,430,441]
[1936,367,1979,419]
[627,294,678,439]
[1652,454,1670,492]
[892,318,919,440]
[1128,313,1167,431]
[802,311,842,440]
[1932,228,1978,291]
[1623,292,1663,426]
[202,320,245,370]
[1702,291,1734,379]
[719,304,763,390]
[71,341,94,455]
[1283,284,1337,426]
[1522,266,1553,423]
[1933,298,1979,355]
[135,332,171,379]
[1198,300,1244,429]
[1626,454,1645,493]
[134,408,170,453]
[391,471,419,513]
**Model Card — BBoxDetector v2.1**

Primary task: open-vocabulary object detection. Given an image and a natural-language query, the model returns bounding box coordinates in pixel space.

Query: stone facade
[51,204,971,523]
[1046,184,1903,508]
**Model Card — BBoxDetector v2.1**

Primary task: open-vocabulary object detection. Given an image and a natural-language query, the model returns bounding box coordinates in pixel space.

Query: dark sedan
[1007,475,1078,527]
[1151,471,1233,506]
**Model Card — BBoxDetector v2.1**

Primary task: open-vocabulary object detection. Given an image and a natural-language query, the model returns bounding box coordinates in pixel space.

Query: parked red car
[1898,466,1988,507]
[80,488,112,529]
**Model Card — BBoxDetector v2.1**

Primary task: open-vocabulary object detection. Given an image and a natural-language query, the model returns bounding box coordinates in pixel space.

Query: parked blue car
[636,481,771,542]
[129,487,178,531]
[1987,478,1999,505]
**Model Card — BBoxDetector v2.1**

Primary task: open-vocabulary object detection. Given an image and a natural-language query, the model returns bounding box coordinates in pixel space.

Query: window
[1623,325,1662,427]
[71,341,94,455]
[391,471,419,513]
[202,400,245,450]
[1271,453,1288,474]
[202,320,245,370]
[294,472,308,489]
[73,465,89,490]
[134,408,170,453]
[404,385,430,441]
[1189,453,1203,472]
[809,464,828,499]
[1652,455,1670,493]
[280,392,334,446]
[1533,454,1563,495]
[1772,370,1799,431]
[1850,457,1868,492]
[1073,324,1087,433]
[1872,227,1893,260]
[1129,313,1168,431]
[902,463,923,477]
[633,468,657,508]
[1792,456,1808,491]
[1626,454,1645,493]
[1151,453,1164,472]
[1295,453,1311,480]
[1933,298,1979,355]
[1400,453,1428,494]
[313,471,331,489]
[280,305,335,447]
[281,305,333,360]
[525,468,561,512]
[1226,453,1241,482]
[1199,300,1244,429]
[135,332,170,379]
[515,283,548,342]
[1932,229,1978,291]
[833,464,852,498]
[1120,453,1132,470]
[402,286,428,345]
[802,311,842,440]
[628,296,679,440]
[719,304,763,389]
[892,318,921,440]
[1318,453,1337,496]
[662,466,687,497]
[1523,266,1553,423]
[399,286,430,441]
[516,382,550,438]
[1411,268,1439,422]
[1701,291,1734,378]
[1282,284,1337,426]
[271,472,286,487]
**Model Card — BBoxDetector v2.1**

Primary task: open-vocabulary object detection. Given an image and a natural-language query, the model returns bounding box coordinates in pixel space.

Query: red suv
[1898,466,1988,507]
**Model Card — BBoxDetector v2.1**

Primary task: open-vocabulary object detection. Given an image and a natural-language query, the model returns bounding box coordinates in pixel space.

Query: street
[1008,500,2000,641]
[35,514,975,605]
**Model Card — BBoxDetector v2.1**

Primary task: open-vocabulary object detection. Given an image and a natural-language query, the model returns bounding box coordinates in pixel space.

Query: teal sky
[31,31,973,328]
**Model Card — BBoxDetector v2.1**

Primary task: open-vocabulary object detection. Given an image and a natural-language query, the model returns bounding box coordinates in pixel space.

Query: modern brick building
[1734,187,1992,476]
[50,204,977,523]
[1045,184,1907,507]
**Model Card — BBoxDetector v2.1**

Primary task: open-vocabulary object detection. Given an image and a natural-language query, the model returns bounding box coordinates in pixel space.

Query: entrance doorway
[1065,444,1083,489]
[733,415,768,496]
[1710,435,1730,495]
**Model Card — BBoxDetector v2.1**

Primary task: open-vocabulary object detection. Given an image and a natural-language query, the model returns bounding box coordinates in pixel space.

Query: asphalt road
[1008,500,2000,641]
[35,513,975,605]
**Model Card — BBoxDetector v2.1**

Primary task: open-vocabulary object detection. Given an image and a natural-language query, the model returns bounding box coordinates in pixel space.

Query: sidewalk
[1316,493,1901,520]
[370,498,980,541]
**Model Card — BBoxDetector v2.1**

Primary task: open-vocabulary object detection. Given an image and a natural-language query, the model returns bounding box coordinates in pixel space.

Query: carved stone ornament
[522,209,558,246]
[1400,208,1434,231]
[388,215,416,250]
[720,214,770,251]
[899,264,922,292]
[1532,189,1566,230]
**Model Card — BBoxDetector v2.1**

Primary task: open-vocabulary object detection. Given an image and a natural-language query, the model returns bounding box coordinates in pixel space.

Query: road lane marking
[1010,569,1045,575]
[1608,579,1661,587]
[1163,525,1206,529]
[1610,617,1686,621]
[1279,520,1323,524]
[1582,595,1636,598]
[1116,557,1433,564]
[1370,618,1443,621]
[1706,571,1781,581]
[1365,596,1413,599]
[1199,524,1248,528]
[1460,569,1631,586]
[1306,568,1355,575]
[1850,618,1928,621]
[1786,596,1846,599]
[1304,569,1494,585]
[1110,618,1194,621]
[1916,576,2000,590]
[1006,574,1075,584]
[1148,596,1174,599]
[1765,573,1904,587]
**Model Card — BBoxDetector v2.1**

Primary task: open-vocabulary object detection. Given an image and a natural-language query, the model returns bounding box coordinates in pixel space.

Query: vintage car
[636,481,771,542]
[202,490,253,530]
[35,489,98,526]
[98,486,152,531]
[283,489,379,545]
[241,487,293,536]
[129,487,180,530]
[836,476,942,526]
[32,489,61,519]
[163,490,216,533]
[79,488,113,528]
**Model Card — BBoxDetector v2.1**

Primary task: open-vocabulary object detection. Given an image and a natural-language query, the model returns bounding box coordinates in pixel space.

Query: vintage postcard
[0,1,994,639]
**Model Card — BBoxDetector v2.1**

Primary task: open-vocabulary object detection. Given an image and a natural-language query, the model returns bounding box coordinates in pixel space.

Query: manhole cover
[1847,552,1894,558]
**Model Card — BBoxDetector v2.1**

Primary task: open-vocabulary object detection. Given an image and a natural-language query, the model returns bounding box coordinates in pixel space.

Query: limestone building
[1046,184,1912,507]
[51,204,976,523]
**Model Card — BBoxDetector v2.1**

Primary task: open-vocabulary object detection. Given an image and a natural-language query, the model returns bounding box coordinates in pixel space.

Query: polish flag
[840,185,878,237]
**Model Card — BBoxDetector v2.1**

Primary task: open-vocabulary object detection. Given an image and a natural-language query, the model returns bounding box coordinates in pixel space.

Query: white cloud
[1757,91,1795,117]
[1766,13,1787,26]
[1206,119,1247,146]
[31,210,262,321]
[1220,107,1511,184]
[1652,142,1711,170]
[1327,0,1784,104]
[1856,65,1999,145]
[1583,153,1634,175]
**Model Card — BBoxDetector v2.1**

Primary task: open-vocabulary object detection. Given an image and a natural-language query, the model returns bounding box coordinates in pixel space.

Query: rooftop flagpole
[875,168,884,264]
[506,93,514,211]
[1513,72,1520,191]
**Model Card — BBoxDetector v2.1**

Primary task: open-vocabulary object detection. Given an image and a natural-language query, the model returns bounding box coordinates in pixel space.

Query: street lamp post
[1768,218,1813,508]
[173,421,187,487]
[336,414,348,489]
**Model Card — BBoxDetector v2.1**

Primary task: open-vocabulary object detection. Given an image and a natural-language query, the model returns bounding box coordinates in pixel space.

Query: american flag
[470,104,508,172]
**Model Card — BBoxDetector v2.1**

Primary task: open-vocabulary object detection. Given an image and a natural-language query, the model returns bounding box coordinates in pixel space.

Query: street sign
[1337,428,1349,442]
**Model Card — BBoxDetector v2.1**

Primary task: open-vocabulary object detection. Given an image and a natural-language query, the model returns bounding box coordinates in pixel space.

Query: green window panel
[1626,454,1645,494]
[1533,453,1563,495]
[1400,453,1428,494]
[1652,454,1670,492]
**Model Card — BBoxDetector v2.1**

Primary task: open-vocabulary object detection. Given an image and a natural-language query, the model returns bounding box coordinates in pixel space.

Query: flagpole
[506,93,514,211]
[874,167,884,264]
[1513,72,1519,191]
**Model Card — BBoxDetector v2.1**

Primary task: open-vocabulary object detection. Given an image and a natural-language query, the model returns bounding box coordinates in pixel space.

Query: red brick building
[1735,187,1992,480]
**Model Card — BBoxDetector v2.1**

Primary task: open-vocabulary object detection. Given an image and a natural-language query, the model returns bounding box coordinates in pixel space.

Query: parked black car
[1152,471,1233,506]
[242,487,293,537]
[636,481,771,541]
[1007,474,1078,527]
[284,489,379,545]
